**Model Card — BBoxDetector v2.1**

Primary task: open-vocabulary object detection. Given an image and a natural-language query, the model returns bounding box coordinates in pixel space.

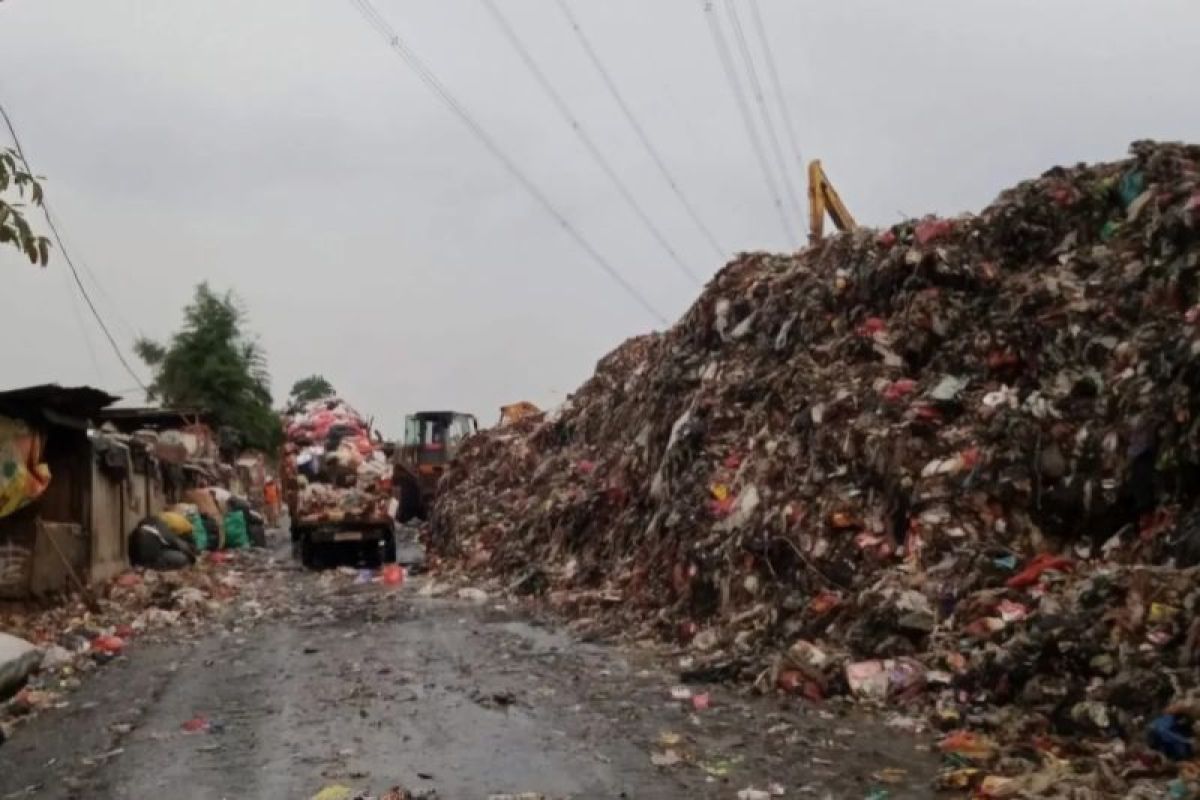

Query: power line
[723,0,804,224]
[698,0,795,247]
[60,262,105,384]
[480,0,701,286]
[555,0,726,263]
[346,0,668,325]
[0,101,151,393]
[746,0,806,182]
[53,222,141,343]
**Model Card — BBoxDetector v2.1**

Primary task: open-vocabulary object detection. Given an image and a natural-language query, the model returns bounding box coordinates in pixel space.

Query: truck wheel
[300,536,320,569]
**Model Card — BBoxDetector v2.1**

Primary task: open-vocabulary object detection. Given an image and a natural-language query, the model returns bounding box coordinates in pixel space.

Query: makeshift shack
[0,385,124,598]
[97,407,219,507]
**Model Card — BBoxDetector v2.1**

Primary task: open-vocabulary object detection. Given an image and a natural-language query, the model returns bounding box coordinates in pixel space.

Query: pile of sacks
[283,398,393,523]
[434,142,1200,795]
[127,493,266,571]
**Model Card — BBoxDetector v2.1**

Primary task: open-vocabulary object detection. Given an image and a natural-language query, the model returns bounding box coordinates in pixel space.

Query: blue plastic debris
[1148,714,1194,761]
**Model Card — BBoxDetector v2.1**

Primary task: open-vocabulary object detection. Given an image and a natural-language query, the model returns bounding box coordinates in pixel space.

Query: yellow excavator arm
[807,160,857,243]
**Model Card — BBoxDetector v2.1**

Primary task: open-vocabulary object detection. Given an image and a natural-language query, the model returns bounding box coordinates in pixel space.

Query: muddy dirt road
[1,550,936,799]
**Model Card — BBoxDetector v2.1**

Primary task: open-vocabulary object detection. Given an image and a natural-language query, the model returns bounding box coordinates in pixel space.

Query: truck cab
[395,411,478,521]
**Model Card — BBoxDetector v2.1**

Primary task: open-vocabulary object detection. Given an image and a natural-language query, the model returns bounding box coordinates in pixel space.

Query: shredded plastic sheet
[0,415,49,519]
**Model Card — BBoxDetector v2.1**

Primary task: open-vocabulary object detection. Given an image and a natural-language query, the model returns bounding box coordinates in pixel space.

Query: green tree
[0,147,50,266]
[135,283,281,451]
[289,375,336,404]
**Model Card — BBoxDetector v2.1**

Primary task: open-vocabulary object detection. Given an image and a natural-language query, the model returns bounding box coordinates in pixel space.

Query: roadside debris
[0,549,291,740]
[0,632,41,700]
[433,142,1200,796]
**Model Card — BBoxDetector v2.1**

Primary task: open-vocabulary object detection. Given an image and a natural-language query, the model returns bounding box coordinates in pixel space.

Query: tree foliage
[0,148,51,266]
[136,283,281,451]
[289,375,336,404]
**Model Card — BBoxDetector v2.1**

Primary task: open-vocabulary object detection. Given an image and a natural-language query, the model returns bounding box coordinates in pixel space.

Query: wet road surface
[1,550,936,799]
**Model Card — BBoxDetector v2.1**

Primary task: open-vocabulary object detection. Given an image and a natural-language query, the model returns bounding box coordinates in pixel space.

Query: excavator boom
[808,160,857,243]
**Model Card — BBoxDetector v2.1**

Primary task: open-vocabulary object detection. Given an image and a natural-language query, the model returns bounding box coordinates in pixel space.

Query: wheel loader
[393,410,478,522]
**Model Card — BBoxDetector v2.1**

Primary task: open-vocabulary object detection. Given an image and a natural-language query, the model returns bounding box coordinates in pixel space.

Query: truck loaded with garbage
[281,397,396,567]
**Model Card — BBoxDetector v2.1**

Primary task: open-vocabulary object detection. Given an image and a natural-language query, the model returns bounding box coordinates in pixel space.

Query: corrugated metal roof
[0,384,119,419]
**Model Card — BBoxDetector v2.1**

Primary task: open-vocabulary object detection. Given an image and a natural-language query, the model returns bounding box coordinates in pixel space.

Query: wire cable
[0,101,150,393]
[697,0,795,246]
[60,262,105,384]
[480,0,701,285]
[746,0,806,181]
[723,0,803,224]
[347,0,668,325]
[555,0,725,263]
[52,221,141,342]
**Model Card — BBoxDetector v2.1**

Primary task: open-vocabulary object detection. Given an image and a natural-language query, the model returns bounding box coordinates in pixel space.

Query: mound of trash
[434,142,1200,794]
[282,398,393,524]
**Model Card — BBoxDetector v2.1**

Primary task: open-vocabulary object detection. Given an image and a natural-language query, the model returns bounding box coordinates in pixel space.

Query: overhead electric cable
[746,0,806,179]
[723,0,803,223]
[60,263,105,384]
[697,0,794,246]
[346,0,668,324]
[480,0,701,285]
[0,101,150,393]
[555,0,726,262]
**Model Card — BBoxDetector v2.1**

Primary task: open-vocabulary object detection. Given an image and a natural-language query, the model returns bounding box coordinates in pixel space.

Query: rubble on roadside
[433,142,1200,796]
[0,549,289,739]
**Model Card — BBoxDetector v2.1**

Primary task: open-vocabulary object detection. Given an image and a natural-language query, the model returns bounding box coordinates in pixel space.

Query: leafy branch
[0,147,51,266]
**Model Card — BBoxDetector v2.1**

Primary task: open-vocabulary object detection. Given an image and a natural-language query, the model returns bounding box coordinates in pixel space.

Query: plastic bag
[223,511,250,550]
[188,513,209,552]
[157,511,193,536]
[0,416,50,519]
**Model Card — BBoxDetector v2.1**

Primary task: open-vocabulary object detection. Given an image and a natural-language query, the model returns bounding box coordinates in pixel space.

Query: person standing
[263,478,280,527]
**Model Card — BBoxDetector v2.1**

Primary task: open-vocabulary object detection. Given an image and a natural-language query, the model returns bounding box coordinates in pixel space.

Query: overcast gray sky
[2,0,1198,435]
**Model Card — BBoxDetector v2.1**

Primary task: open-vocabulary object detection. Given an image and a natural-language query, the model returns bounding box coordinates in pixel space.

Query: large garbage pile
[434,142,1200,794]
[283,398,393,524]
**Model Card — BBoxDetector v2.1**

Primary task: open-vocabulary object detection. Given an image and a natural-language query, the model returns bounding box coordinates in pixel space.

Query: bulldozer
[393,410,478,522]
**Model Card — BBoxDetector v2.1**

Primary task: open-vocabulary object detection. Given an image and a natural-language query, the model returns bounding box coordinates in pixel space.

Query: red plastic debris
[777,670,802,693]
[986,350,1021,371]
[877,229,898,248]
[1049,186,1078,207]
[90,635,125,655]
[808,591,841,616]
[1139,508,1176,541]
[913,403,943,422]
[381,564,406,586]
[915,218,955,246]
[882,378,918,402]
[208,551,233,564]
[576,460,596,475]
[1005,554,1074,589]
[1185,191,1200,219]
[181,715,210,733]
[115,572,142,588]
[691,692,711,711]
[857,317,887,337]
